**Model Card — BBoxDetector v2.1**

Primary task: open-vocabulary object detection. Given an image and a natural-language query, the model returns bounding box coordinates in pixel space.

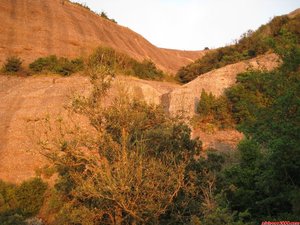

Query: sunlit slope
[0,0,203,73]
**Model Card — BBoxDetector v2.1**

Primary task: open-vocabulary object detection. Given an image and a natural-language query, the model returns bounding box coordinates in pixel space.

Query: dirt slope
[163,53,280,116]
[0,53,280,183]
[0,0,203,73]
[0,74,179,183]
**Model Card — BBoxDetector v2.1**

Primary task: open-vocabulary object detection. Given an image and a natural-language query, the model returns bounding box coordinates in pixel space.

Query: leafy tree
[219,32,300,223]
[40,65,201,224]
[195,89,233,129]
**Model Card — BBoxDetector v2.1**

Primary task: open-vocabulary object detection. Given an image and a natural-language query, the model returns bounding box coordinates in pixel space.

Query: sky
[72,0,300,50]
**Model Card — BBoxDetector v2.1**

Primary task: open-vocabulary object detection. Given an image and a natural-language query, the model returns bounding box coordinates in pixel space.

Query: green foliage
[0,213,26,225]
[2,56,22,73]
[201,207,246,225]
[29,55,84,76]
[100,11,117,23]
[225,70,274,126]
[195,89,234,129]
[70,1,91,11]
[33,34,299,223]
[219,36,300,223]
[70,1,117,23]
[226,32,299,129]
[0,181,18,214]
[16,178,48,217]
[132,59,164,80]
[176,14,300,83]
[40,68,201,224]
[88,46,165,80]
[0,178,47,224]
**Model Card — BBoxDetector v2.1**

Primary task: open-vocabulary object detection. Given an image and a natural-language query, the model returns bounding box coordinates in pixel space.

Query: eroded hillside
[0,52,280,183]
[0,0,203,73]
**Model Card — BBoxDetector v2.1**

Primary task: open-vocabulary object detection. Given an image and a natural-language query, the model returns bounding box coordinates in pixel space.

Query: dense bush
[132,59,164,80]
[16,178,47,217]
[176,14,300,83]
[213,33,300,224]
[193,89,234,130]
[38,67,204,224]
[2,56,22,73]
[0,178,47,225]
[29,55,84,76]
[88,46,165,80]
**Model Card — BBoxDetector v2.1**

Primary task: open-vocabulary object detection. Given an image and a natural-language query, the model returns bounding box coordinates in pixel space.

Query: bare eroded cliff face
[0,0,204,73]
[163,53,280,117]
[0,53,280,183]
[0,74,178,183]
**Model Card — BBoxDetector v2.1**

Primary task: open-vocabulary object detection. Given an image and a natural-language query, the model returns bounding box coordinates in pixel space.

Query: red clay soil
[0,0,204,73]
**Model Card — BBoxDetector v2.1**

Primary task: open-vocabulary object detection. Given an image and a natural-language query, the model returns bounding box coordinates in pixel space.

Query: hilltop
[0,0,203,73]
[176,8,300,83]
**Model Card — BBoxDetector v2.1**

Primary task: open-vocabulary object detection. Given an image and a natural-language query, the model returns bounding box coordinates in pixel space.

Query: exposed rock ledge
[163,53,279,116]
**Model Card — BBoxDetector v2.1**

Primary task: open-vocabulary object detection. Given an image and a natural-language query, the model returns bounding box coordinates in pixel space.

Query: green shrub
[0,178,47,224]
[0,213,26,225]
[132,59,164,80]
[29,55,84,76]
[88,46,165,80]
[70,1,91,11]
[100,12,117,23]
[195,89,234,129]
[2,56,22,73]
[70,1,117,23]
[16,178,47,217]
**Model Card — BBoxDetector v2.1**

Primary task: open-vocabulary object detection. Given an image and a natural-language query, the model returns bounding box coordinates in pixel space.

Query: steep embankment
[0,53,280,183]
[0,0,203,73]
[163,53,280,116]
[0,74,179,183]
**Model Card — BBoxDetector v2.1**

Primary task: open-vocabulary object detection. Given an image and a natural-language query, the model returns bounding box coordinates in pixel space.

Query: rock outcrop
[0,0,204,73]
[163,53,280,116]
[0,53,281,183]
[0,74,178,183]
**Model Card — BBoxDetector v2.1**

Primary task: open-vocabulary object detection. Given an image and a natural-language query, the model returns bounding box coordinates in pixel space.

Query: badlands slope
[0,0,204,73]
[0,0,283,183]
[0,53,279,183]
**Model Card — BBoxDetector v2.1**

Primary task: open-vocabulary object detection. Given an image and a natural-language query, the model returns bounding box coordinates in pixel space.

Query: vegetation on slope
[1,56,23,74]
[3,30,298,224]
[177,13,300,83]
[69,1,117,23]
[191,30,300,224]
[2,8,299,225]
[0,178,47,224]
[29,55,84,76]
[1,46,165,80]
[88,46,165,80]
[37,65,203,224]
